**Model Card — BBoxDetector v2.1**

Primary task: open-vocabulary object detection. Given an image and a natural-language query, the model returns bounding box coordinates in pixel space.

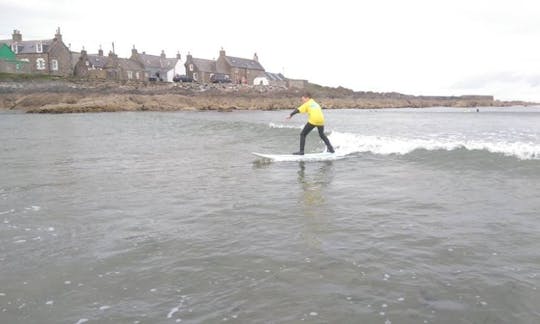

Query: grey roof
[191,58,216,73]
[138,53,177,70]
[0,39,54,54]
[225,56,264,70]
[87,54,109,69]
[118,58,143,71]
[265,72,286,81]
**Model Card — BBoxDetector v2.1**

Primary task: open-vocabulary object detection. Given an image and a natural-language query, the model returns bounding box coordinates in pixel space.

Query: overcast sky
[1,0,540,102]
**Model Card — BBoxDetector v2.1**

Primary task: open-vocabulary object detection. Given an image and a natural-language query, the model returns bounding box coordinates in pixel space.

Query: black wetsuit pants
[299,123,334,153]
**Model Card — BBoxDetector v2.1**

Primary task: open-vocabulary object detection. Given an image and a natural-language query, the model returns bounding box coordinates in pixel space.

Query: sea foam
[327,131,540,160]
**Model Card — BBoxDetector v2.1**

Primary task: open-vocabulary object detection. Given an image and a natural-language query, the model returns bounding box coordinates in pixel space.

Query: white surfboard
[252,151,346,162]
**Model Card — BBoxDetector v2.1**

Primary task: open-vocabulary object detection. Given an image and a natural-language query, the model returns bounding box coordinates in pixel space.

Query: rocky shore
[0,77,535,113]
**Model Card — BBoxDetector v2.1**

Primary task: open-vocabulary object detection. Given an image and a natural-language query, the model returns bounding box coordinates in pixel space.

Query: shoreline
[0,79,537,113]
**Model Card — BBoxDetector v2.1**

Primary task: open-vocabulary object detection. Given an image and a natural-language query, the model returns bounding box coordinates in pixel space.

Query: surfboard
[252,152,346,162]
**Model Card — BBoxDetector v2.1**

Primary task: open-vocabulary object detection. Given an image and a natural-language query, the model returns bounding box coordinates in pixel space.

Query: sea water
[1,107,539,323]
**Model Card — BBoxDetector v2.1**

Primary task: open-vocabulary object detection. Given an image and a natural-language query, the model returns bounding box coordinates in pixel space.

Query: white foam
[268,122,303,130]
[167,306,180,318]
[74,319,88,324]
[328,131,540,160]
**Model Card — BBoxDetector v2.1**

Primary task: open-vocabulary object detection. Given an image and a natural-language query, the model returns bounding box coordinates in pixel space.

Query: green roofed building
[0,43,30,74]
[0,43,17,60]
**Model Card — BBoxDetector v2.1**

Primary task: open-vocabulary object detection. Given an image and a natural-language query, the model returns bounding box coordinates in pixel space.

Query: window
[193,72,198,81]
[11,44,18,54]
[36,58,46,70]
[36,43,43,53]
[127,71,133,79]
[135,72,140,80]
[189,64,194,71]
[51,59,58,71]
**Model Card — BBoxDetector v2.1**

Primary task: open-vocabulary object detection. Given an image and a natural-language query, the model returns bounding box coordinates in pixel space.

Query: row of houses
[0,28,303,88]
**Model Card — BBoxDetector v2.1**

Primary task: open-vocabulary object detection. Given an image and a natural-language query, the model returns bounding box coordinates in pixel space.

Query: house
[0,43,30,74]
[118,57,145,81]
[73,48,145,81]
[185,49,266,84]
[216,49,265,84]
[0,28,72,76]
[184,53,216,83]
[73,48,109,79]
[130,47,184,82]
[254,72,287,87]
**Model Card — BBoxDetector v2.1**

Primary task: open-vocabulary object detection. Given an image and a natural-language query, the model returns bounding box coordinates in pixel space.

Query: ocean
[1,107,540,323]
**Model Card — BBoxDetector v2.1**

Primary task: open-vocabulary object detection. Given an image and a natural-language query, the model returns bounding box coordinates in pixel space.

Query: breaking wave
[328,131,540,160]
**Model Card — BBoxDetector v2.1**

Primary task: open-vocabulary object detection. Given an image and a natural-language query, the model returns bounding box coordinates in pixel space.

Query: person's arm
[286,108,300,119]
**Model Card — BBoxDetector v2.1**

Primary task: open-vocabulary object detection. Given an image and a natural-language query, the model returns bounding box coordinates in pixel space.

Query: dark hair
[302,92,312,98]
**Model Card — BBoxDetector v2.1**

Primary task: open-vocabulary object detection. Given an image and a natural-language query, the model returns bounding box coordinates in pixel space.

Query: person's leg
[295,123,315,154]
[317,125,334,153]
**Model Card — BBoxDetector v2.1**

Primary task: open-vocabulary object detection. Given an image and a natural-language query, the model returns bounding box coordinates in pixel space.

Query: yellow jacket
[298,99,325,126]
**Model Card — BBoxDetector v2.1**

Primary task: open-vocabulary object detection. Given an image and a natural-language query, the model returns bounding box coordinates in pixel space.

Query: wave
[328,131,540,160]
[268,122,303,130]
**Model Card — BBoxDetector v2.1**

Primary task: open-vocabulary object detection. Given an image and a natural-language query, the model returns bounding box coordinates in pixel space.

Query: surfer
[286,92,335,155]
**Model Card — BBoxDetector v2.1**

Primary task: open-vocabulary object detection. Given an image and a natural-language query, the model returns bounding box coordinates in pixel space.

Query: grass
[0,72,64,81]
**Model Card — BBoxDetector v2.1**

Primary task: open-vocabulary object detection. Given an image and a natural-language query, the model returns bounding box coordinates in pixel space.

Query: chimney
[161,50,166,59]
[176,51,181,60]
[55,27,62,42]
[219,47,226,58]
[186,52,192,62]
[12,30,22,42]
[131,45,138,56]
[80,48,88,63]
[98,45,103,56]
[253,52,259,62]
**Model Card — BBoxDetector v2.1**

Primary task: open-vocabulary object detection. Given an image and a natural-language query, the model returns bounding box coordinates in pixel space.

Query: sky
[1,0,540,102]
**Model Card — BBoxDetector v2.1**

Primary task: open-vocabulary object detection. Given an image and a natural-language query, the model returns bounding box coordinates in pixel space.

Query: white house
[131,47,185,82]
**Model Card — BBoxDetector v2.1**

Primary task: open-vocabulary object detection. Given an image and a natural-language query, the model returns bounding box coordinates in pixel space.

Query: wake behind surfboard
[252,152,347,162]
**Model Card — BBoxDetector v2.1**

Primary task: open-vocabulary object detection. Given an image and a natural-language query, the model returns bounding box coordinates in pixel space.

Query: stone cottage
[0,28,72,76]
[130,47,184,82]
[216,49,265,84]
[185,48,265,84]
[73,48,108,79]
[73,48,145,81]
[184,53,216,83]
